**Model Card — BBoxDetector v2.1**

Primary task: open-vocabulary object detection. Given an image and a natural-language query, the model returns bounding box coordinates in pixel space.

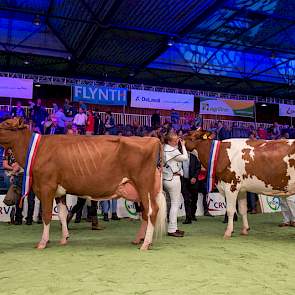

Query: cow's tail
[155,141,167,239]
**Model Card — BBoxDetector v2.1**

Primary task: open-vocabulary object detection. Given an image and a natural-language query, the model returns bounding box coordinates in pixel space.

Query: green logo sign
[266,197,281,211]
[125,200,137,216]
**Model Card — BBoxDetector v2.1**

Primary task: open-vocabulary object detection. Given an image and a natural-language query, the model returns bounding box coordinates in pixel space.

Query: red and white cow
[185,129,295,238]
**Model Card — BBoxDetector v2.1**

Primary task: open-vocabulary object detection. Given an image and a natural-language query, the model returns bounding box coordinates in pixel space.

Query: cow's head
[184,128,214,158]
[0,118,27,145]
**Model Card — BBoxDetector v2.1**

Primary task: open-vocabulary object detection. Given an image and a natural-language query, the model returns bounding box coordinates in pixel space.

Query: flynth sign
[72,85,128,106]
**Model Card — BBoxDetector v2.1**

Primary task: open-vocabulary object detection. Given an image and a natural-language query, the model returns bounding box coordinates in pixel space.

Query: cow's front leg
[36,189,55,250]
[224,191,238,239]
[57,196,69,245]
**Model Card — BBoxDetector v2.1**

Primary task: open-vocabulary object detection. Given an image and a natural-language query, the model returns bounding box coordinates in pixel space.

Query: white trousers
[164,176,181,233]
[280,196,295,223]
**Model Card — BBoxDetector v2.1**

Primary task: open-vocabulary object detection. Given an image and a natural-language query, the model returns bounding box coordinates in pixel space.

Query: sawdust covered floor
[0,213,295,295]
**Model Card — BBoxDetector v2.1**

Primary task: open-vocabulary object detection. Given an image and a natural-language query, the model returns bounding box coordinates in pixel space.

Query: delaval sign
[72,85,128,106]
[279,103,295,117]
[131,89,194,111]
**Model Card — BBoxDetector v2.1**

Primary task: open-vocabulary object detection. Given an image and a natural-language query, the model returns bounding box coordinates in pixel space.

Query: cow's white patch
[56,185,66,197]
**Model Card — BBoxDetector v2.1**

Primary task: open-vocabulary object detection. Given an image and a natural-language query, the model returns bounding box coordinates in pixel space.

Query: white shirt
[73,113,87,126]
[163,144,188,181]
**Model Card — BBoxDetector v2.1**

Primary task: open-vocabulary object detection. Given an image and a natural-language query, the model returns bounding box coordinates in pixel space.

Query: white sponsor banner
[0,77,33,99]
[131,89,194,111]
[0,193,227,222]
[259,195,281,213]
[279,103,295,117]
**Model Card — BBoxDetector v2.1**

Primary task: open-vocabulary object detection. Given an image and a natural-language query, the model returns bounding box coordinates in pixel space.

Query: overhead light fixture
[24,60,30,65]
[167,38,174,47]
[33,15,41,26]
[261,103,267,107]
[216,81,221,85]
[34,83,41,87]
[129,71,135,77]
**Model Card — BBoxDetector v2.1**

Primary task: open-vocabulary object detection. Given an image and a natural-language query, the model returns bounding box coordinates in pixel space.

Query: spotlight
[24,60,30,65]
[167,38,174,47]
[216,81,221,85]
[261,103,267,107]
[129,72,135,77]
[34,83,41,87]
[33,15,41,26]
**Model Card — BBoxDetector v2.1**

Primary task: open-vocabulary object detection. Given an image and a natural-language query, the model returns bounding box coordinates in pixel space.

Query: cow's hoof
[223,232,232,239]
[132,238,144,245]
[240,228,249,236]
[140,243,152,250]
[59,237,69,245]
[36,240,48,249]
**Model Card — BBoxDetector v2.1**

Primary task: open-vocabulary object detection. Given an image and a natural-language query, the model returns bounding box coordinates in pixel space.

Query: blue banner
[72,85,128,106]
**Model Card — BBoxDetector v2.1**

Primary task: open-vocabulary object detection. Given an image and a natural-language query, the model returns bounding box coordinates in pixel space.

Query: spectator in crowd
[257,127,268,139]
[181,119,191,132]
[171,109,180,131]
[32,99,48,134]
[67,124,78,135]
[2,148,35,225]
[63,99,73,117]
[86,110,95,135]
[79,101,88,112]
[281,132,289,139]
[101,200,120,221]
[249,130,259,140]
[181,149,201,224]
[73,107,87,135]
[247,131,258,213]
[163,131,188,237]
[271,122,281,139]
[28,100,35,119]
[279,196,295,227]
[45,116,59,135]
[94,111,104,135]
[11,101,26,119]
[216,121,228,140]
[151,110,161,130]
[196,168,213,217]
[105,111,116,135]
[52,103,59,114]
[194,114,202,128]
[54,107,72,134]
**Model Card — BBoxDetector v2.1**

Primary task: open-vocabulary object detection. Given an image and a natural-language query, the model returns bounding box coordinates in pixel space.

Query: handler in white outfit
[279,196,295,227]
[163,132,188,237]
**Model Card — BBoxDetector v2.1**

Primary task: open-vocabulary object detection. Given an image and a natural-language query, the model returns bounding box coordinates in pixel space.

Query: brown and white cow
[185,129,295,238]
[0,118,166,250]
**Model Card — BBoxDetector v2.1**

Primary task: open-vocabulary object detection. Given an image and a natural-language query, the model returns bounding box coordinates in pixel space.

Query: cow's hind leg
[132,218,147,245]
[238,192,250,236]
[56,196,69,245]
[224,190,239,239]
[141,193,158,250]
[36,188,55,250]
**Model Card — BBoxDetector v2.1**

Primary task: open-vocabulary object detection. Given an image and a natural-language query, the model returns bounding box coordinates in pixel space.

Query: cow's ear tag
[203,134,207,139]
